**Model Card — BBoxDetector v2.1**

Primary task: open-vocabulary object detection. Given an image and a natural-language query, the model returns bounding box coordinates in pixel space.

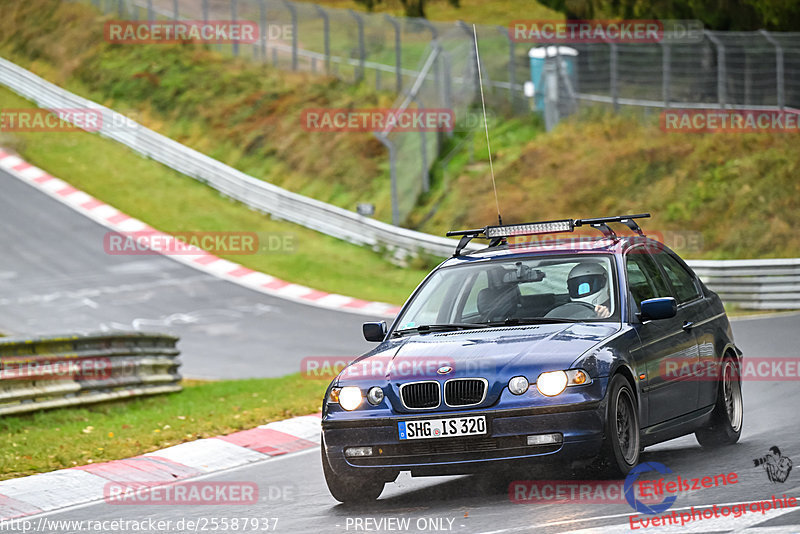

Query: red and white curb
[0,414,322,521]
[0,148,402,318]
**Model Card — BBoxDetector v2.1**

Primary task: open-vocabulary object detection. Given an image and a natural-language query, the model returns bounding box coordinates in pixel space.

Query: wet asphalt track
[3,166,800,532]
[0,167,373,379]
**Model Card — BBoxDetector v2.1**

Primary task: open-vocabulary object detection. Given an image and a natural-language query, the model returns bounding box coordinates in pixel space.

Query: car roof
[440,235,665,267]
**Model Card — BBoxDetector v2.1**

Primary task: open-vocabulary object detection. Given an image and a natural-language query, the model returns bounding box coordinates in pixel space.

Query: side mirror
[640,297,677,321]
[363,321,387,342]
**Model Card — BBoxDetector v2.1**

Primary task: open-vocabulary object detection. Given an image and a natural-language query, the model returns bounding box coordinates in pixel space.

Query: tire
[695,355,743,448]
[321,445,385,503]
[596,374,640,477]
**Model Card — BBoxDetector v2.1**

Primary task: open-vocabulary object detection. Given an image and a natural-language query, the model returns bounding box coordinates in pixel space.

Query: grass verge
[0,375,327,481]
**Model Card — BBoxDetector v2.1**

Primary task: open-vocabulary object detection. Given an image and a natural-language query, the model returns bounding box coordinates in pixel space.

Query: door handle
[682,321,694,331]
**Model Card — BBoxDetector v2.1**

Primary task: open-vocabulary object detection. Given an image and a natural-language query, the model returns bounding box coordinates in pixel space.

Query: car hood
[343,322,620,412]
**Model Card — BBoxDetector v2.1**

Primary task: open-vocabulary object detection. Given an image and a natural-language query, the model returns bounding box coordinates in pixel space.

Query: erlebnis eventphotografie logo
[753,446,793,483]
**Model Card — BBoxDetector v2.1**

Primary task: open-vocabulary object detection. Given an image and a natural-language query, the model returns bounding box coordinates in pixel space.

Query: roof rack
[445,213,650,256]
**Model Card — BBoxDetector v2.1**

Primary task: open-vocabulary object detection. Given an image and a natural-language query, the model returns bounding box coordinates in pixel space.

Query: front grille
[400,381,440,409]
[445,378,486,406]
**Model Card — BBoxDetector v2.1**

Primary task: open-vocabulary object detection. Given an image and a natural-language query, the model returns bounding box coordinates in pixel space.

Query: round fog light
[338,386,362,411]
[367,386,384,405]
[508,376,529,395]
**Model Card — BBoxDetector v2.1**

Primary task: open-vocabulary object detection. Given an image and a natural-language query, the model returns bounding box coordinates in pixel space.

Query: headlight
[338,386,362,411]
[508,376,529,395]
[536,370,568,396]
[367,386,384,405]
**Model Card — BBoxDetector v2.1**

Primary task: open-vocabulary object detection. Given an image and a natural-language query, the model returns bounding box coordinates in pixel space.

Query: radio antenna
[472,24,502,226]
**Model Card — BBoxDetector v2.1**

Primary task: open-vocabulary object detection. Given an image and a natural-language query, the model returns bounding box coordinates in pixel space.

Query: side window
[655,252,701,303]
[460,271,488,318]
[626,249,671,310]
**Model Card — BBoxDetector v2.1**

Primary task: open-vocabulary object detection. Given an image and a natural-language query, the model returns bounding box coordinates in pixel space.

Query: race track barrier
[688,258,800,310]
[0,332,181,415]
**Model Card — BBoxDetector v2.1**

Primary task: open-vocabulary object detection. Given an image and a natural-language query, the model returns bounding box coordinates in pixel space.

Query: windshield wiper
[392,323,486,337]
[483,317,577,326]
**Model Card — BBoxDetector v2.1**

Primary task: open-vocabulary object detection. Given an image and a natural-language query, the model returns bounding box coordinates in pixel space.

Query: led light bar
[484,219,574,239]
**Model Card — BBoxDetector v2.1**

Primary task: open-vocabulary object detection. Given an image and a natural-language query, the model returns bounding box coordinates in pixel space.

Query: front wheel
[321,445,385,503]
[596,374,640,477]
[695,356,743,448]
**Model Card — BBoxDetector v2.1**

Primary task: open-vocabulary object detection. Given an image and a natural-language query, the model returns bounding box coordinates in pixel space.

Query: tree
[353,0,460,19]
[535,0,799,31]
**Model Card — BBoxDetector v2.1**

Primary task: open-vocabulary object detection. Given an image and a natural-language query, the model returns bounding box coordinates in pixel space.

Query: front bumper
[322,393,607,477]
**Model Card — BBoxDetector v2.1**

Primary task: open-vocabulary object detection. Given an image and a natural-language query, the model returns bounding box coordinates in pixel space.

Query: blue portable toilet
[528,46,578,113]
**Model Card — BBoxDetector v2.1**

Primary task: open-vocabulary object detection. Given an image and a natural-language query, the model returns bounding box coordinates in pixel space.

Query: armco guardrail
[687,259,800,310]
[0,332,181,415]
[0,57,462,258]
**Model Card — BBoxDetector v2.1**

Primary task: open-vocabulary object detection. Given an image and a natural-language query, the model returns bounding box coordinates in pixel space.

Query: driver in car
[566,262,611,318]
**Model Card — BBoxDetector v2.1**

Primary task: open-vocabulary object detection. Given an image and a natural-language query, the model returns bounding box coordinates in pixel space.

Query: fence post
[314,5,331,73]
[172,0,178,20]
[760,30,785,110]
[412,95,430,193]
[231,0,239,56]
[147,0,153,21]
[385,15,402,93]
[704,31,726,108]
[117,0,123,18]
[258,0,267,62]
[202,0,209,24]
[458,20,483,102]
[498,26,517,109]
[281,1,298,70]
[376,134,400,226]
[660,42,670,107]
[608,41,619,112]
[348,10,366,82]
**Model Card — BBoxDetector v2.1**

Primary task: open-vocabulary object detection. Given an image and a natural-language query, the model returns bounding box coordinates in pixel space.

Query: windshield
[395,254,619,333]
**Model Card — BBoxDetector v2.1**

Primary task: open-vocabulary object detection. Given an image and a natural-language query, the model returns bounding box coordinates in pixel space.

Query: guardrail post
[348,10,366,82]
[281,1,298,70]
[231,0,239,56]
[660,42,671,107]
[760,29,785,110]
[376,134,400,225]
[704,31,726,108]
[314,5,331,73]
[498,25,518,109]
[385,15,402,93]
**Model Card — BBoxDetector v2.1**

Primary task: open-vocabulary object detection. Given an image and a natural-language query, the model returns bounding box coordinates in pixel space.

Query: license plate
[398,416,487,440]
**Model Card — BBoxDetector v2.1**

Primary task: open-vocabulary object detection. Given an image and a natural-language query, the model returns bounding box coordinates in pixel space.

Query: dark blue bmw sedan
[321,215,744,503]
